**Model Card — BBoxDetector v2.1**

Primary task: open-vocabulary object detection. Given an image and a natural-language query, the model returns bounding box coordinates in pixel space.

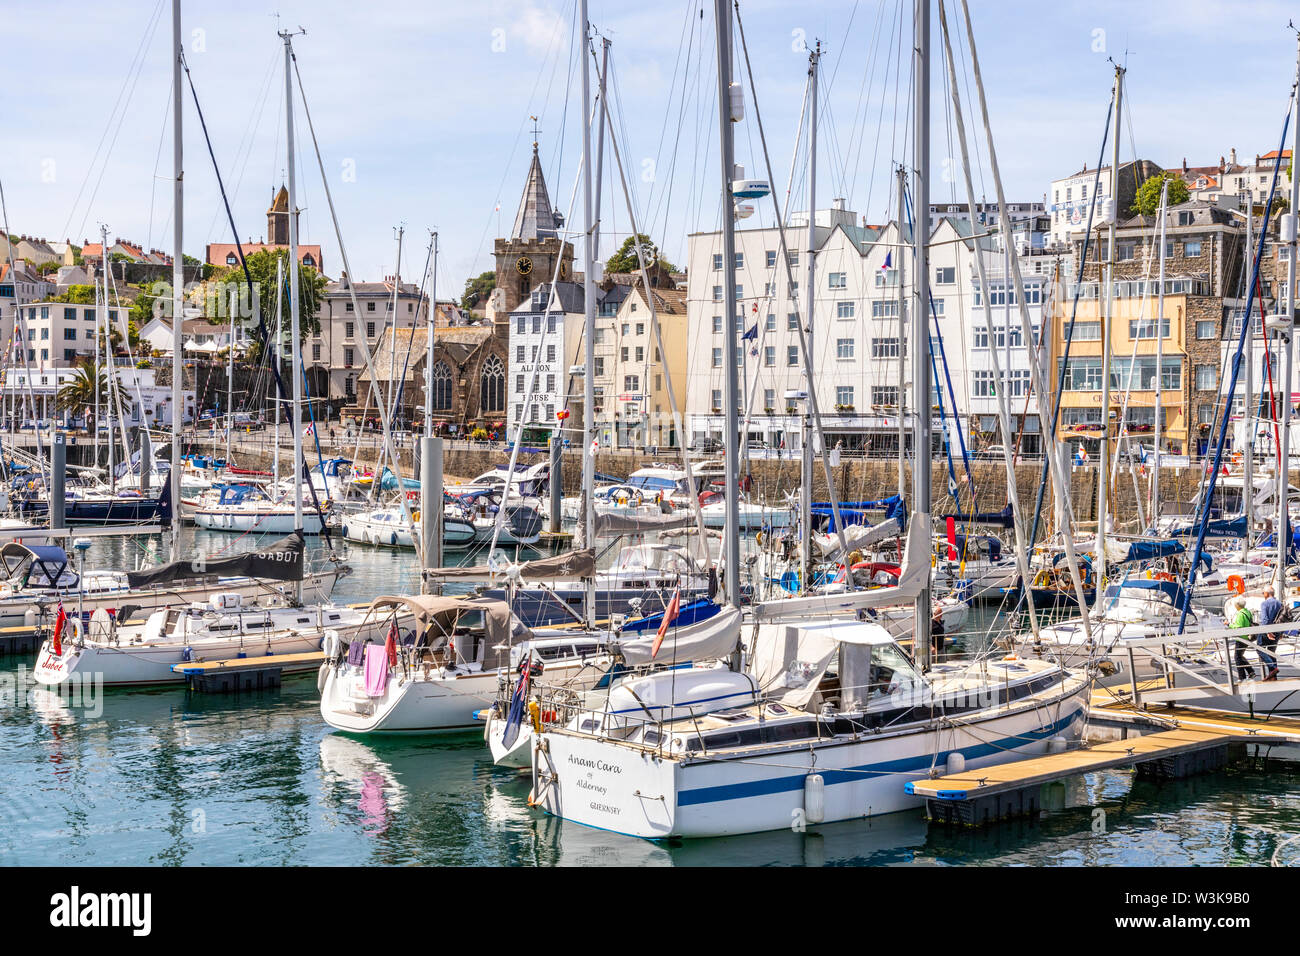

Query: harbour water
[2,529,1297,866]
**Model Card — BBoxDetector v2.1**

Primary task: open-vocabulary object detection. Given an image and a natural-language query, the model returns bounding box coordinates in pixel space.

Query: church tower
[268,185,290,246]
[489,138,575,321]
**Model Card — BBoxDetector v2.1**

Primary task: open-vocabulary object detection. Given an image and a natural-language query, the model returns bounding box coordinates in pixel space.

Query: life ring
[1154,571,1175,583]
[1227,574,1246,595]
[756,531,765,547]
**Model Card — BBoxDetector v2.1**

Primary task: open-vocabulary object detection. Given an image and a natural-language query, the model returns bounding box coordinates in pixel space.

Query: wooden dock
[0,623,44,655]
[907,693,1300,826]
[171,651,325,693]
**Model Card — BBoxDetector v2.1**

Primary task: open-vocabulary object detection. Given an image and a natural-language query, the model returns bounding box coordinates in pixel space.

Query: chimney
[1230,147,1238,166]
[1182,157,1188,173]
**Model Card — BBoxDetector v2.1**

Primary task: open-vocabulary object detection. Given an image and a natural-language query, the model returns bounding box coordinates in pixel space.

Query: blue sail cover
[1107,577,1189,610]
[940,503,1015,529]
[812,495,906,533]
[379,467,421,491]
[1117,539,1184,564]
[1167,516,1247,539]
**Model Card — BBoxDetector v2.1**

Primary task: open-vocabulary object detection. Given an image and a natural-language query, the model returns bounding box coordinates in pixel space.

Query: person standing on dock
[1226,597,1256,682]
[1257,587,1282,682]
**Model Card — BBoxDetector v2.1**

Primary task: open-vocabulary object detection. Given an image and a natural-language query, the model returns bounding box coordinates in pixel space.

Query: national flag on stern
[651,587,682,659]
[51,601,67,657]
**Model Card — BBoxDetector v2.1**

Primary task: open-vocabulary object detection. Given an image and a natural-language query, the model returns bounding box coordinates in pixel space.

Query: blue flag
[741,323,758,341]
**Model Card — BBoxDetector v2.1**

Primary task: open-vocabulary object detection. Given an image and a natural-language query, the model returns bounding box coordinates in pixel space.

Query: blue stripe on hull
[676,707,1083,807]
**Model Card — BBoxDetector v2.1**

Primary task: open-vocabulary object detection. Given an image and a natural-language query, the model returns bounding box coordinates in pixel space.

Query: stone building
[205,186,324,272]
[1049,200,1248,459]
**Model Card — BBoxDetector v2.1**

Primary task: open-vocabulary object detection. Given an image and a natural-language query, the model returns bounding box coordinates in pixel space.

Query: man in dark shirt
[1257,586,1282,681]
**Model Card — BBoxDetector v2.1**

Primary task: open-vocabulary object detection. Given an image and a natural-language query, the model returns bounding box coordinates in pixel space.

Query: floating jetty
[171,651,326,694]
[908,691,1300,826]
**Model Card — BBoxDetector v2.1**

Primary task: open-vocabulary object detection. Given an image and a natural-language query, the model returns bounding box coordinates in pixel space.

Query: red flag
[51,602,67,657]
[384,620,398,668]
[651,588,681,659]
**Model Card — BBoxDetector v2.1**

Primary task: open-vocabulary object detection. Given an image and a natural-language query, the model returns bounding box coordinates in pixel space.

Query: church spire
[511,141,562,241]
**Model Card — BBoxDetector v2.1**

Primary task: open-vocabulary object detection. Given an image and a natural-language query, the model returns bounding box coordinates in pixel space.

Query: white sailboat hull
[533,677,1089,838]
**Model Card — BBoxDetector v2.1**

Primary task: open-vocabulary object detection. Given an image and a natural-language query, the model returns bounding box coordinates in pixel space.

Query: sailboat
[522,0,1089,839]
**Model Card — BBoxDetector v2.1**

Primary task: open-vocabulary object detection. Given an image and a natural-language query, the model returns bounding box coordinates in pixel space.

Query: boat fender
[803,773,825,825]
[341,524,349,538]
[528,698,541,733]
[390,532,398,547]
[946,752,965,776]
[317,662,329,693]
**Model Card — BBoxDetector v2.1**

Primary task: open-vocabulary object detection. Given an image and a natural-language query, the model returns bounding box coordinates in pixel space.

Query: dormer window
[302,254,315,268]
[226,253,237,266]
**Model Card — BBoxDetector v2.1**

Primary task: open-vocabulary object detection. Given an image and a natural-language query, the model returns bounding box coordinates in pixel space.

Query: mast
[897,166,907,498]
[579,0,598,625]
[1153,178,1168,525]
[912,0,932,669]
[281,27,304,602]
[799,44,819,590]
[169,0,183,562]
[714,0,742,613]
[1244,199,1254,551]
[94,224,103,486]
[103,223,115,493]
[273,255,283,488]
[425,230,437,438]
[226,273,234,464]
[1279,31,1300,591]
[1096,63,1123,601]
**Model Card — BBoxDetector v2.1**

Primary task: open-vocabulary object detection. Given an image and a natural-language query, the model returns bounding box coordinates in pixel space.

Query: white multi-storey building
[505,281,594,439]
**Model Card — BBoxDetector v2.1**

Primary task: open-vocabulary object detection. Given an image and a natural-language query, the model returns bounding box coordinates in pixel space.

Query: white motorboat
[192,481,328,534]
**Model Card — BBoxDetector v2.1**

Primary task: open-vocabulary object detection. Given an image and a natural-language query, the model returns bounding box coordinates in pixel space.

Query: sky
[3,0,1299,299]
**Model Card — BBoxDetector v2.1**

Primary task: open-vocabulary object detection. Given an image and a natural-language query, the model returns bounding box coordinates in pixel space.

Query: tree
[216,248,325,341]
[48,284,99,305]
[461,270,495,311]
[606,233,677,275]
[54,358,108,414]
[1131,171,1190,218]
[130,281,165,327]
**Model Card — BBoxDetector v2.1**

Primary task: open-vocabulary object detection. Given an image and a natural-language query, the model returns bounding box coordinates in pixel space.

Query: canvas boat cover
[423,548,596,581]
[126,531,306,588]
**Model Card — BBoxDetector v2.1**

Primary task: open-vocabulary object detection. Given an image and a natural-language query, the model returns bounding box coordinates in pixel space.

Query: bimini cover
[750,620,896,709]
[593,511,696,535]
[369,593,525,669]
[126,531,306,588]
[616,604,742,667]
[0,542,73,588]
[423,548,596,581]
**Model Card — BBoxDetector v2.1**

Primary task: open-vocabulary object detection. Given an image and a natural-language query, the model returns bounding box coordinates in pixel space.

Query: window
[516,317,525,333]
[64,349,76,362]
[635,322,644,336]
[1184,240,1202,257]
[594,357,605,376]
[478,355,504,411]
[712,286,722,301]
[765,313,775,332]
[63,307,75,320]
[875,269,899,288]
[765,250,777,268]
[763,346,775,366]
[545,374,555,392]
[735,284,744,298]
[533,316,542,333]
[835,338,855,359]
[1064,357,1104,391]
[972,369,996,397]
[63,328,76,341]
[621,347,630,362]
[712,348,722,367]
[734,252,744,269]
[871,385,899,407]
[40,328,48,340]
[346,302,354,312]
[828,272,847,289]
[836,301,855,318]
[516,374,525,392]
[366,301,376,312]
[763,282,776,296]
[635,347,644,363]
[1194,364,1217,390]
[84,309,94,320]
[1116,241,1136,261]
[1197,403,1215,425]
[431,361,452,409]
[764,388,776,409]
[786,251,799,267]
[712,315,723,333]
[1071,321,1102,341]
[935,266,955,284]
[1196,319,1217,339]
[546,345,556,363]
[1129,318,1171,339]
[1178,211,1194,227]
[931,298,945,316]
[344,347,355,367]
[345,321,355,339]
[711,389,722,411]
[787,346,799,366]
[787,313,799,331]
[871,301,899,319]
[835,386,854,406]
[226,253,237,266]
[623,374,640,392]
[871,337,900,358]
[712,253,723,270]
[516,345,525,363]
